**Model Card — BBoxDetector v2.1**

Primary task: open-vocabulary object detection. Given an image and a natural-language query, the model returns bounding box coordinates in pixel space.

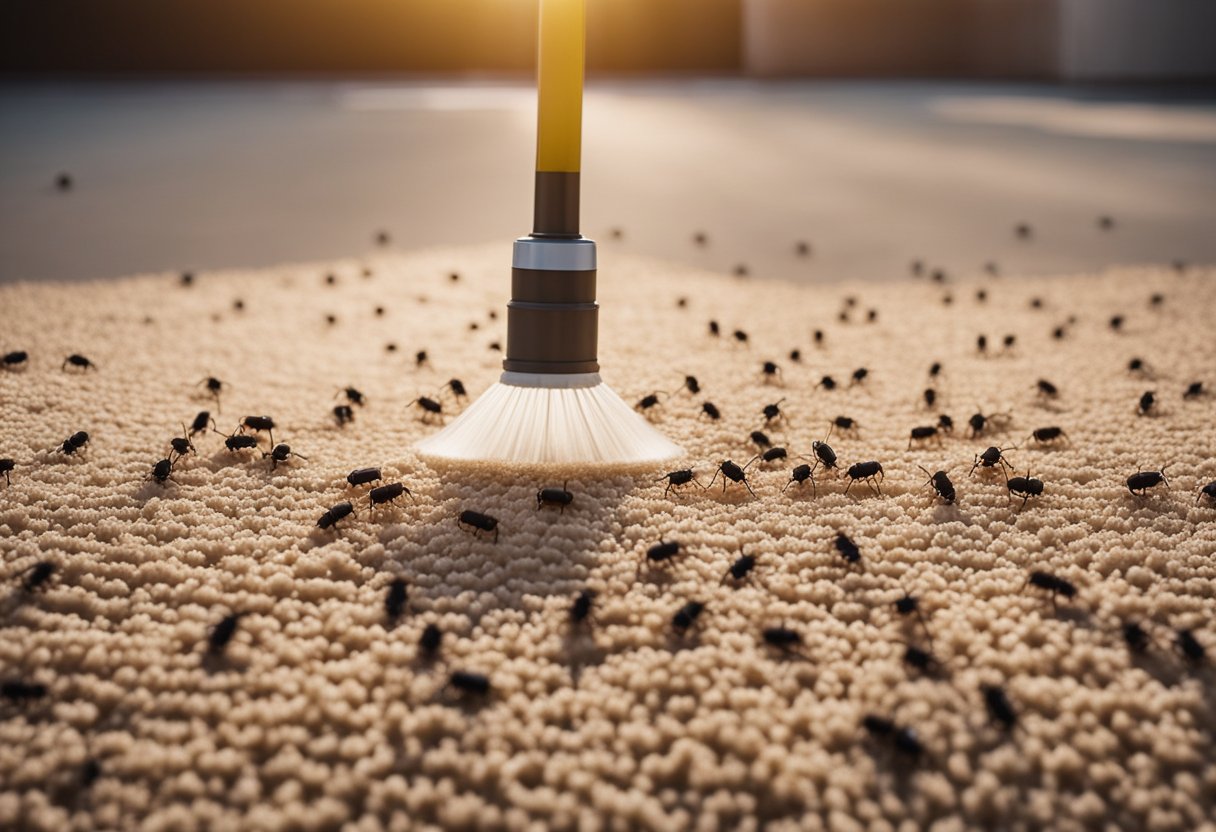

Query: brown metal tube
[532,171,580,238]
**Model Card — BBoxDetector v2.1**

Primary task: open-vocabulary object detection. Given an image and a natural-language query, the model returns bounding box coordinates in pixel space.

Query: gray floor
[1,79,1214,284]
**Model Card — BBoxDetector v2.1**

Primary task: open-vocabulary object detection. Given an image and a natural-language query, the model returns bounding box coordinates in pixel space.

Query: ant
[708,320,720,337]
[1035,379,1059,400]
[146,457,177,485]
[918,466,956,504]
[385,579,408,622]
[862,716,923,761]
[783,463,816,494]
[723,550,757,583]
[981,684,1017,729]
[20,561,55,592]
[894,594,933,645]
[903,644,938,673]
[347,467,382,488]
[239,415,275,447]
[369,483,412,514]
[928,361,943,379]
[419,623,442,657]
[923,388,938,409]
[1122,622,1150,653]
[968,408,1008,439]
[709,459,758,498]
[672,601,705,634]
[816,375,837,391]
[216,428,259,454]
[813,329,825,346]
[757,447,788,464]
[1136,391,1156,416]
[937,414,955,435]
[700,402,722,421]
[1109,315,1125,332]
[317,501,355,530]
[749,431,772,450]
[1197,481,1216,505]
[1183,381,1205,400]
[168,426,196,462]
[1176,629,1205,665]
[415,350,429,368]
[3,351,28,370]
[762,627,806,658]
[811,434,839,473]
[199,377,223,409]
[62,354,97,372]
[447,671,491,698]
[635,392,664,413]
[1126,466,1168,497]
[60,431,90,456]
[732,329,749,346]
[678,375,701,395]
[338,386,366,407]
[970,446,1015,477]
[789,349,802,363]
[0,458,14,486]
[762,399,786,424]
[1,680,48,704]
[1006,468,1044,509]
[537,482,573,512]
[1025,571,1076,607]
[831,416,860,437]
[570,589,595,624]
[408,396,444,424]
[458,510,499,542]
[445,379,468,400]
[843,461,884,496]
[333,404,355,426]
[657,469,704,498]
[834,532,861,564]
[976,334,988,355]
[264,444,307,470]
[208,612,242,655]
[761,361,782,384]
[189,411,215,435]
[1028,426,1068,446]
[907,425,941,449]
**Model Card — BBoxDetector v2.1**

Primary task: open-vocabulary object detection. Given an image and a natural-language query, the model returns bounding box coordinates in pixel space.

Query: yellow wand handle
[532,0,584,237]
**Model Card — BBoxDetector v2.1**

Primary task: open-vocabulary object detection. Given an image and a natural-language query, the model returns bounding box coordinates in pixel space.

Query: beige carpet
[1,247,1215,832]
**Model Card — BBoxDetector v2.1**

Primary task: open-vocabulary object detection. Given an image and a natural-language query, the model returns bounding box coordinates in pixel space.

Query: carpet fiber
[2,247,1215,832]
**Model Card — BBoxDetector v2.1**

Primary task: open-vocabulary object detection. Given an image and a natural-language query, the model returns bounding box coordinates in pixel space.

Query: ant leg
[844,478,854,496]
[742,478,757,499]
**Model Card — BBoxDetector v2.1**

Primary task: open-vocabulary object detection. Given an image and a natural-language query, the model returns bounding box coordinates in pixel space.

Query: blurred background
[2,0,1214,283]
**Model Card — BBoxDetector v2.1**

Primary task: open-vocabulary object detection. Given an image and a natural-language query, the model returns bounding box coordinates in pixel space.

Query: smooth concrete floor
[1,79,1215,284]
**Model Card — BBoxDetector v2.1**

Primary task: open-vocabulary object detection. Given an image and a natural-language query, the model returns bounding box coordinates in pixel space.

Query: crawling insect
[1197,481,1216,505]
[347,467,382,488]
[831,416,860,436]
[333,404,355,426]
[758,447,788,464]
[851,367,869,386]
[907,425,941,449]
[147,457,176,485]
[537,482,573,512]
[762,627,802,653]
[657,469,703,498]
[169,426,196,461]
[679,375,701,395]
[445,379,468,399]
[968,408,1008,439]
[264,443,307,470]
[761,361,782,383]
[817,375,837,391]
[1028,426,1068,446]
[1035,379,1059,399]
[833,532,861,564]
[923,388,938,409]
[62,354,96,372]
[447,670,491,696]
[199,377,223,409]
[710,459,758,498]
[789,349,802,363]
[783,463,816,495]
[1183,381,1205,400]
[419,623,442,657]
[724,551,757,583]
[571,589,595,624]
[458,510,499,542]
[976,334,988,355]
[635,392,663,413]
[749,431,772,450]
[368,483,411,513]
[708,320,720,337]
[982,684,1017,729]
[970,446,1015,477]
[894,594,933,644]
[385,578,407,621]
[415,350,429,368]
[733,329,749,345]
[317,501,355,530]
[21,561,55,592]
[1123,622,1150,653]
[240,415,276,447]
[1,680,48,703]
[60,431,90,456]
[0,458,14,486]
[338,386,366,406]
[1136,391,1156,416]
[843,461,884,496]
[218,430,259,454]
[408,396,444,424]
[1006,468,1044,509]
[189,411,215,435]
[903,644,936,672]
[862,715,923,760]
[208,613,242,654]
[762,399,786,424]
[1109,315,1124,332]
[813,329,825,346]
[811,436,839,473]
[937,414,955,435]
[918,466,956,504]
[672,601,705,634]
[1126,466,1169,497]
[1026,571,1076,606]
[700,401,721,420]
[928,361,943,379]
[3,351,28,369]
[1176,629,1205,665]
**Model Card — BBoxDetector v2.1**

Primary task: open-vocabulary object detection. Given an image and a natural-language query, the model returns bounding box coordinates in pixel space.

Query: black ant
[646,539,681,566]
[1006,468,1044,509]
[789,349,801,363]
[385,578,407,622]
[762,627,805,657]
[937,414,954,435]
[672,601,705,634]
[749,431,772,450]
[2,680,48,703]
[1028,426,1067,446]
[724,551,757,583]
[976,334,988,355]
[918,466,956,504]
[1122,622,1150,653]
[447,671,491,697]
[1,458,14,486]
[338,386,366,407]
[923,388,938,409]
[968,408,1008,439]
[732,329,749,345]
[537,482,573,512]
[317,501,355,530]
[762,399,786,424]
[928,361,943,379]
[700,401,721,420]
[679,375,700,395]
[1025,571,1076,607]
[657,469,704,498]
[189,411,215,435]
[216,428,259,454]
[1176,629,1205,665]
[146,457,177,485]
[862,716,923,761]
[445,379,468,399]
[3,351,28,370]
[970,446,1015,476]
[907,425,941,449]
[813,329,824,346]
[816,375,837,391]
[62,354,96,372]
[264,444,307,470]
[415,350,429,368]
[757,448,788,465]
[1136,391,1156,416]
[903,644,937,673]
[570,589,595,624]
[1002,334,1016,351]
[347,467,382,488]
[199,377,223,409]
[811,434,839,473]
[419,623,442,657]
[20,561,55,592]
[240,415,275,446]
[635,392,663,413]
[369,482,411,514]
[408,396,444,424]
[1036,379,1059,399]
[982,684,1017,729]
[208,612,242,655]
[761,361,782,384]
[458,510,499,542]
[1183,381,1205,400]
[1110,315,1125,332]
[710,459,757,498]
[708,320,720,337]
[783,463,816,495]
[169,425,196,461]
[1198,481,1216,505]
[831,416,860,436]
[60,431,90,456]
[843,461,884,496]
[334,404,355,426]
[1126,466,1168,497]
[829,532,861,564]
[894,594,933,645]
